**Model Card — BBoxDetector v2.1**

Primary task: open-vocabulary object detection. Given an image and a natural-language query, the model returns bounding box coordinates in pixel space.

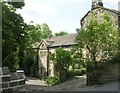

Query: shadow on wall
[38,59,47,79]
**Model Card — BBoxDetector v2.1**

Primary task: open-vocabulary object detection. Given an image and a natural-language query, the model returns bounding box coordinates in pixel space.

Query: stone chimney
[92,0,103,9]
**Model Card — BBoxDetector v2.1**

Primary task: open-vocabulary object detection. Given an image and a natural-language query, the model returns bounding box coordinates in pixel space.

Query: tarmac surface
[7,76,119,93]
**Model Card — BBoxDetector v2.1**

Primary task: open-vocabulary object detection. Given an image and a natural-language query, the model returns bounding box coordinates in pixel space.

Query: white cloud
[16,0,118,33]
[41,0,119,3]
[22,1,57,15]
[104,0,120,2]
[16,0,57,24]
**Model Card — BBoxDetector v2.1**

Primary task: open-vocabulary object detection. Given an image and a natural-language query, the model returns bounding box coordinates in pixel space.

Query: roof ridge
[51,33,77,38]
[81,6,119,22]
[92,6,119,13]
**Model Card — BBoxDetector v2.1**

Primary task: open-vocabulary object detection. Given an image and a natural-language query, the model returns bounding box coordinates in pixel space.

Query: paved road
[23,77,48,91]
[46,75,86,91]
[20,76,119,92]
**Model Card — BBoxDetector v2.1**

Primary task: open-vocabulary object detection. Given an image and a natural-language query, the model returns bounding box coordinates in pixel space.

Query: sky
[16,0,119,34]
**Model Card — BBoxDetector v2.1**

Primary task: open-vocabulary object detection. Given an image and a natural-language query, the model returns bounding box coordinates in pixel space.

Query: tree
[50,48,71,72]
[76,12,118,64]
[2,1,53,75]
[54,31,68,36]
[2,2,27,71]
[50,48,71,82]
[25,23,52,76]
[41,23,52,38]
[27,24,42,45]
[70,47,85,71]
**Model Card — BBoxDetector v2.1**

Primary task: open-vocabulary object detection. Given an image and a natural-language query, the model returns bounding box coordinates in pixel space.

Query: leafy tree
[27,23,52,45]
[50,48,71,72]
[2,2,27,71]
[2,1,53,75]
[27,24,42,44]
[41,23,52,38]
[24,23,52,76]
[8,1,25,9]
[71,47,85,71]
[76,12,118,64]
[54,31,68,36]
[50,48,71,82]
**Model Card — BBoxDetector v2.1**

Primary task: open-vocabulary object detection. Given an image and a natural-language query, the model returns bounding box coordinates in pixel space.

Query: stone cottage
[80,0,119,60]
[33,34,77,78]
[81,0,120,85]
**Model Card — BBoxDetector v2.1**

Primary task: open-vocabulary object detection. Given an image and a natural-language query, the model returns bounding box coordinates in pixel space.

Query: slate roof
[45,33,78,47]
[32,33,78,48]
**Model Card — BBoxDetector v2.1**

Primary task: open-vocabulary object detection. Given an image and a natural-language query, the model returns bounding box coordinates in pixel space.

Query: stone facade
[80,0,119,61]
[36,34,77,78]
[81,7,119,29]
[81,0,120,85]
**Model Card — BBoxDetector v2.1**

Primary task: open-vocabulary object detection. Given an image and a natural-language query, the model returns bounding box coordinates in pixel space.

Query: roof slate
[45,33,78,47]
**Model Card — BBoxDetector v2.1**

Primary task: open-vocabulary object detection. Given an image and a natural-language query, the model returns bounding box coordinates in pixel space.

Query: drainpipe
[36,48,39,78]
[47,47,49,76]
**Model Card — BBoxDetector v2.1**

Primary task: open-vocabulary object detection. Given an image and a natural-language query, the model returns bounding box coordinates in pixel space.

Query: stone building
[81,0,119,29]
[81,0,120,85]
[34,0,119,78]
[80,0,119,60]
[33,34,77,78]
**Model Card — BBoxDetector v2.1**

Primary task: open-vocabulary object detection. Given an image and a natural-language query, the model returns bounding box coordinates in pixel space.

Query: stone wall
[81,7,118,29]
[86,62,120,86]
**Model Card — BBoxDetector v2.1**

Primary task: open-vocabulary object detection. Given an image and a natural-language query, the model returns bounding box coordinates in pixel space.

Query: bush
[45,76,59,86]
[81,67,86,74]
[67,68,86,79]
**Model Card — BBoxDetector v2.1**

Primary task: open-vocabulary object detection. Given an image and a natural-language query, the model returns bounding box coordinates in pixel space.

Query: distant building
[33,34,77,77]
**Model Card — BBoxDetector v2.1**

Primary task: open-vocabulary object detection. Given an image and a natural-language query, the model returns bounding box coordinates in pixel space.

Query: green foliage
[70,47,85,70]
[68,67,86,79]
[54,31,68,36]
[50,48,71,72]
[7,1,25,9]
[50,48,71,83]
[2,2,27,71]
[27,23,52,44]
[41,23,52,38]
[27,24,42,44]
[76,12,118,63]
[24,23,52,76]
[50,47,86,84]
[2,2,52,75]
[45,76,59,86]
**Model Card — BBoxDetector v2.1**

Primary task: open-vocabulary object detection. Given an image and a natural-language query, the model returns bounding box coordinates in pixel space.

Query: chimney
[91,0,103,9]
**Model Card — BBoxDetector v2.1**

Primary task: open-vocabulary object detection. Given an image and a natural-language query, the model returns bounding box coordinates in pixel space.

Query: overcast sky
[16,0,119,34]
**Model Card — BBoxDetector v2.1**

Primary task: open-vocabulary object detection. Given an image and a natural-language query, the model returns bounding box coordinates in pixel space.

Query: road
[19,76,119,92]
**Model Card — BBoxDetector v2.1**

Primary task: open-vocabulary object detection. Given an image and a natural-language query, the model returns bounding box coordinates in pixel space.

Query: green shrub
[45,76,59,86]
[67,68,86,79]
[81,67,86,74]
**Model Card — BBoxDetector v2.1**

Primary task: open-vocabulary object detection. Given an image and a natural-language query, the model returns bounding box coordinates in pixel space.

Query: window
[40,51,47,57]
